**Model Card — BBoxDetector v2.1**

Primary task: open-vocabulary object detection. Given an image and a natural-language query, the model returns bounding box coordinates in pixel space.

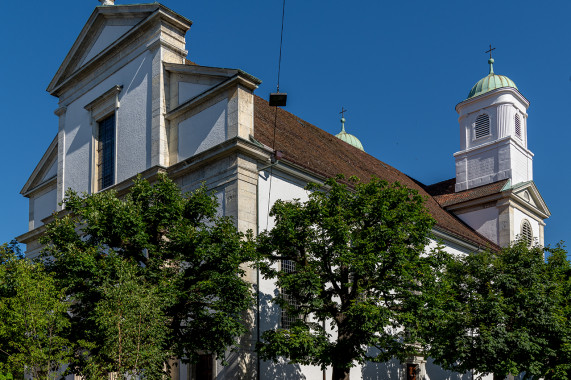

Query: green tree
[0,242,71,379]
[74,256,170,379]
[424,240,570,380]
[256,176,446,380]
[41,174,255,378]
[542,244,571,379]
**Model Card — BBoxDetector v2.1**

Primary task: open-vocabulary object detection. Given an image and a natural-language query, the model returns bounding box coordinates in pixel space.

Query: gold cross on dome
[339,107,348,118]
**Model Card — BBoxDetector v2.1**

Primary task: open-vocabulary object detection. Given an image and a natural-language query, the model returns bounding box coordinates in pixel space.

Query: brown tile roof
[253,95,499,250]
[426,178,509,207]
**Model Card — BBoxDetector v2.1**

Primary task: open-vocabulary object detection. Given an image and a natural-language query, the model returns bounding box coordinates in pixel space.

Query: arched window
[521,219,533,246]
[515,114,521,138]
[475,114,490,139]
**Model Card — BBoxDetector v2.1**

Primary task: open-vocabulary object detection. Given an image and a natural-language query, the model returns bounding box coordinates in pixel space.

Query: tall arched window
[521,219,533,246]
[475,114,490,139]
[515,114,521,138]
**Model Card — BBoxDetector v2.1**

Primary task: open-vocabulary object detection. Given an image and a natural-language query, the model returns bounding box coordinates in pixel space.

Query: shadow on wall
[258,290,306,379]
[425,358,472,380]
[218,291,257,380]
[362,356,401,380]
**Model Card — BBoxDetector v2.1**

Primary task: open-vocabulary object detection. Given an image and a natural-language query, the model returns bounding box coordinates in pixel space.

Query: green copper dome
[336,117,364,151]
[467,58,517,99]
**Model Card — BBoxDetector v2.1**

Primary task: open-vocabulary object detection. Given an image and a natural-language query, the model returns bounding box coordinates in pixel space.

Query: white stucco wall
[256,169,483,380]
[456,207,500,245]
[82,25,133,65]
[510,143,533,185]
[513,208,540,245]
[178,82,213,105]
[32,188,57,228]
[63,50,153,194]
[257,170,330,379]
[178,99,228,161]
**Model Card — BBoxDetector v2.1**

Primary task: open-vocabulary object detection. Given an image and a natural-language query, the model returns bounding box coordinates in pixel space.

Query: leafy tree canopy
[256,176,447,380]
[41,174,255,378]
[0,241,71,379]
[424,240,571,380]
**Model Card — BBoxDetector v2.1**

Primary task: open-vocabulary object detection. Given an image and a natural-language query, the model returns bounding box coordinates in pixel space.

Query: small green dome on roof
[335,117,364,151]
[467,58,517,99]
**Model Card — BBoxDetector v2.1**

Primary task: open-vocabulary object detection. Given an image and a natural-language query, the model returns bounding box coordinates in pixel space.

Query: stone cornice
[432,226,484,252]
[20,135,58,196]
[453,135,534,158]
[48,6,191,98]
[169,137,272,180]
[16,224,47,246]
[166,74,260,120]
[84,85,122,112]
[444,182,550,221]
[23,177,57,199]
[455,86,529,113]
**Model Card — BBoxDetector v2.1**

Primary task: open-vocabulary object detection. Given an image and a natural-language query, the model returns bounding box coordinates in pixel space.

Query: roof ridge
[252,95,499,250]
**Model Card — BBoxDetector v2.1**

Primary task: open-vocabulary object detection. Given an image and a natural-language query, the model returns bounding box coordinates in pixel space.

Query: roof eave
[455,86,530,113]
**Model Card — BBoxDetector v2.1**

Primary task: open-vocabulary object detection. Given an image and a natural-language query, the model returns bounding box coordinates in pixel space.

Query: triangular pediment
[47,4,160,95]
[21,135,58,196]
[510,181,551,218]
[80,18,142,67]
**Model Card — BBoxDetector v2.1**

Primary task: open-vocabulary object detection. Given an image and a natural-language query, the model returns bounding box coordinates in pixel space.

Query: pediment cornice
[47,4,192,97]
[21,135,58,197]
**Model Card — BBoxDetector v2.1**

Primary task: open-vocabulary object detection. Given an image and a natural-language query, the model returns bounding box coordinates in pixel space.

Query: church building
[16,1,549,379]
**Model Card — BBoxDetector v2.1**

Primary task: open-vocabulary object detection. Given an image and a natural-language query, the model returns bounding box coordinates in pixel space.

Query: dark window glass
[196,354,213,380]
[98,114,115,189]
[407,364,419,380]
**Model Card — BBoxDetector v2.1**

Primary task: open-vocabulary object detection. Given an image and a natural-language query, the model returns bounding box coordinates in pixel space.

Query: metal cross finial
[485,44,496,59]
[339,107,348,118]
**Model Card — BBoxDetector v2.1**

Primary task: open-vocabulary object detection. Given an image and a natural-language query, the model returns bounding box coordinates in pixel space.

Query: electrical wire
[276,0,286,93]
[265,0,287,231]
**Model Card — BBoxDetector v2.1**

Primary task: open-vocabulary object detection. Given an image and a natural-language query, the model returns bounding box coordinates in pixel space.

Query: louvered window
[97,114,115,190]
[475,114,490,139]
[515,114,521,138]
[281,259,300,329]
[521,220,533,246]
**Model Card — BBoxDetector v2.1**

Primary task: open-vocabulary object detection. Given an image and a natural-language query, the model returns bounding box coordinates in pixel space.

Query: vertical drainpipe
[323,319,326,380]
[256,171,261,380]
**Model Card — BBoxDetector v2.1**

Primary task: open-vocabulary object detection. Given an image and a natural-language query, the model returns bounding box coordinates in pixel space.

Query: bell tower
[454,57,533,192]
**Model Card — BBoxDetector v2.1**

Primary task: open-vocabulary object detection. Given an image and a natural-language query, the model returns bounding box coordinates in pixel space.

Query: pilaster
[150,45,169,167]
[227,86,255,140]
[498,202,513,247]
[54,106,67,210]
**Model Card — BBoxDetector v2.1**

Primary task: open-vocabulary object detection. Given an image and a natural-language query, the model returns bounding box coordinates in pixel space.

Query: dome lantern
[335,112,364,152]
[467,57,517,99]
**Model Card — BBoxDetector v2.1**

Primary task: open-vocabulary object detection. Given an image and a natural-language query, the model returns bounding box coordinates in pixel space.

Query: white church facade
[16,1,549,379]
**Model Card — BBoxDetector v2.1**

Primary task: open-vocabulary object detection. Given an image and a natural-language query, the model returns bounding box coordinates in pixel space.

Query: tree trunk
[332,366,350,380]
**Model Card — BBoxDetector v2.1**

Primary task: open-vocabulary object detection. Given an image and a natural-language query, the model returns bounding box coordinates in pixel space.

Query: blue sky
[1,0,570,248]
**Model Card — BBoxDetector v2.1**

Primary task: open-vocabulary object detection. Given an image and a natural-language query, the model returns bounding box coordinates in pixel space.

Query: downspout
[256,173,261,380]
[323,318,326,380]
[256,151,282,380]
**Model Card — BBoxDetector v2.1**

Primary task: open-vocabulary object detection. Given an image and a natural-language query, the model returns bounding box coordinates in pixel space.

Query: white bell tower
[454,57,533,192]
